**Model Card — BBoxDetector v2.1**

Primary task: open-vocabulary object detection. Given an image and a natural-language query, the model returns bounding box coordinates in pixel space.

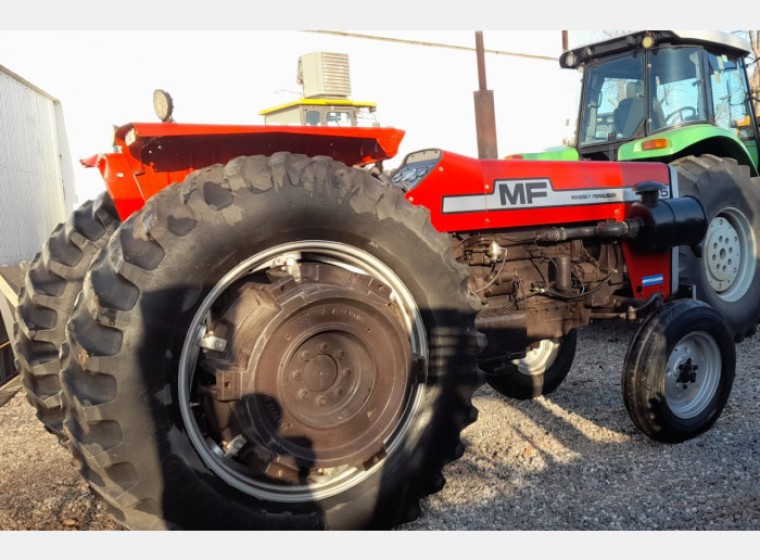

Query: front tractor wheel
[61,153,482,530]
[484,332,577,400]
[622,299,735,443]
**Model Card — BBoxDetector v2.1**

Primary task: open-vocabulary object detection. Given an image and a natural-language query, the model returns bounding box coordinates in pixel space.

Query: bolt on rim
[704,208,755,302]
[664,331,722,419]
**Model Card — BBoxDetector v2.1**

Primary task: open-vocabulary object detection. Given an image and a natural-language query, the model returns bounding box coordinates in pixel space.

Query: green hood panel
[506,145,580,161]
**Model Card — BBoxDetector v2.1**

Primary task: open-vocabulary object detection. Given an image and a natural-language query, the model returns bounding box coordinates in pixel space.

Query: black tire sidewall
[71,158,479,529]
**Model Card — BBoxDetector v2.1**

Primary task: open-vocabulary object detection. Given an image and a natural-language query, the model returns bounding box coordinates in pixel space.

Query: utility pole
[473,31,498,159]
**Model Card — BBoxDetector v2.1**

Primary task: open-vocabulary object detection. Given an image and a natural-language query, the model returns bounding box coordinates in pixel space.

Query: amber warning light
[642,138,670,151]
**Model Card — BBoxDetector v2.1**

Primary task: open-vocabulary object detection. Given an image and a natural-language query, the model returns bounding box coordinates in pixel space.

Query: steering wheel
[665,106,698,125]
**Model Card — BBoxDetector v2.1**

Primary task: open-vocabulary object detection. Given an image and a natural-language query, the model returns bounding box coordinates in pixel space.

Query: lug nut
[301,351,311,361]
[319,343,329,352]
[291,370,302,381]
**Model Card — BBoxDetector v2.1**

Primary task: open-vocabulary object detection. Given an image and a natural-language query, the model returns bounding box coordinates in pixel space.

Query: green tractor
[516,30,759,172]
[491,30,760,399]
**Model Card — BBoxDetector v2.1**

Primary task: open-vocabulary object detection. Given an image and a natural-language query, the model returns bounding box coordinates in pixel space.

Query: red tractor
[11,83,760,529]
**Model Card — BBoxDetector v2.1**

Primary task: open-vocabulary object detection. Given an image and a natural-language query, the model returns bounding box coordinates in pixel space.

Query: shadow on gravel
[401,320,760,531]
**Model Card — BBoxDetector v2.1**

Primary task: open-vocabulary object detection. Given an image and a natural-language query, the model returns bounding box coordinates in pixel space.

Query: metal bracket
[271,252,303,283]
[199,332,228,352]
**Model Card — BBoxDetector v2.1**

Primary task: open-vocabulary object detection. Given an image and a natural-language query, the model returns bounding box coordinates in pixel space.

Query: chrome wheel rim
[178,241,427,502]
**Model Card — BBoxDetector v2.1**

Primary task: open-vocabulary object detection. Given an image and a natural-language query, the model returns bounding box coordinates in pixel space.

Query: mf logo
[441,177,640,214]
[498,180,550,206]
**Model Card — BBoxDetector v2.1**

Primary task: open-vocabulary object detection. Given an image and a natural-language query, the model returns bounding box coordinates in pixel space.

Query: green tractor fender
[617,125,759,176]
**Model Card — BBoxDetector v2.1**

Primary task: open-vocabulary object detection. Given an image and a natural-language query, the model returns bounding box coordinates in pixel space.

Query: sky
[3,0,751,207]
[0,29,585,204]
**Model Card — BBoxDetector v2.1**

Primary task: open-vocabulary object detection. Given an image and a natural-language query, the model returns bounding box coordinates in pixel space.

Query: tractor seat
[614,82,645,138]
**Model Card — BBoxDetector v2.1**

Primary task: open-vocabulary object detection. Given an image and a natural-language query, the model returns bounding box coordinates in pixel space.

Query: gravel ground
[1,320,759,531]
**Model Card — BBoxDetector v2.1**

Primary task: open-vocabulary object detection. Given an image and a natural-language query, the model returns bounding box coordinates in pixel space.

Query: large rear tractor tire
[13,193,120,437]
[622,299,735,443]
[673,155,760,342]
[483,332,577,400]
[61,153,483,530]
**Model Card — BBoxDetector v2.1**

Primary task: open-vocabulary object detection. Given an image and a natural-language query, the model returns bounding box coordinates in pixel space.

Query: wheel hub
[705,217,740,291]
[665,332,721,419]
[283,333,364,427]
[229,271,412,471]
[675,357,698,388]
[512,339,561,377]
[703,209,755,302]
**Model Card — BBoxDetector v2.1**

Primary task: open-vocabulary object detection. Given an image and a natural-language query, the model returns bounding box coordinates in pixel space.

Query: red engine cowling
[391,149,706,301]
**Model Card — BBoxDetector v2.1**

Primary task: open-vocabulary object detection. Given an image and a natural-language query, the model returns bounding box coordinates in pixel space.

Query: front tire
[673,155,760,342]
[484,332,577,399]
[62,153,482,530]
[622,299,735,443]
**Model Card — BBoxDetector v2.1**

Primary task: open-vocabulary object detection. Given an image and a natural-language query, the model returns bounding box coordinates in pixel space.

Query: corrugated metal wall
[0,66,72,265]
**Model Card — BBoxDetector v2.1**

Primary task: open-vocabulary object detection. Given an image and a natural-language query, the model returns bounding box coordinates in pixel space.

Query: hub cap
[664,331,721,419]
[512,339,561,377]
[179,242,427,502]
[704,209,755,301]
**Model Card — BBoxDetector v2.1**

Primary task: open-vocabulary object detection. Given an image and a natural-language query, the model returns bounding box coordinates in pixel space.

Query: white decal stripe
[441,179,669,215]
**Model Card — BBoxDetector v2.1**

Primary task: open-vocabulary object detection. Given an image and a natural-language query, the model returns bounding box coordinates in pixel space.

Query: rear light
[505,154,524,160]
[642,138,669,151]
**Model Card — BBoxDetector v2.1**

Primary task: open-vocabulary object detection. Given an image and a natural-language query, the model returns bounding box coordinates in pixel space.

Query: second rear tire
[673,155,760,342]
[13,193,120,437]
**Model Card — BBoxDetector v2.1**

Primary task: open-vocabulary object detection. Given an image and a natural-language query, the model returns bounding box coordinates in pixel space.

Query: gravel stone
[1,320,759,530]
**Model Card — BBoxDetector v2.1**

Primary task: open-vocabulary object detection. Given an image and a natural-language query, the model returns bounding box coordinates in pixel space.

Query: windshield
[579,45,757,151]
[705,49,756,145]
[648,47,708,132]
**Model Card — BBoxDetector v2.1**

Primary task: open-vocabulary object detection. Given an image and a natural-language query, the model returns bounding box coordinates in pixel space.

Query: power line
[305,31,557,61]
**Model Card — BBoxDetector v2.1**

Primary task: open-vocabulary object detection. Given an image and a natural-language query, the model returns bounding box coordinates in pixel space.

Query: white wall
[0,67,75,264]
[0,30,585,206]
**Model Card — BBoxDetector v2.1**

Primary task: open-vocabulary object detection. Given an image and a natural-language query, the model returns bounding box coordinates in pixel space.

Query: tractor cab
[259,51,380,128]
[259,98,378,127]
[562,30,760,173]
